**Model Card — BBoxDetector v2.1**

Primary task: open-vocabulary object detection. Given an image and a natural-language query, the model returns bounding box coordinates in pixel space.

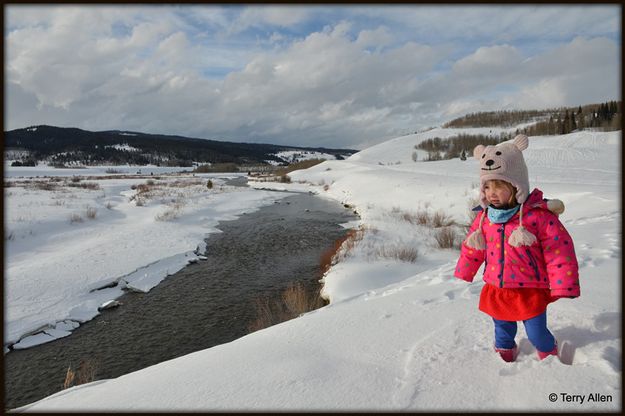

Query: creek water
[4,179,358,410]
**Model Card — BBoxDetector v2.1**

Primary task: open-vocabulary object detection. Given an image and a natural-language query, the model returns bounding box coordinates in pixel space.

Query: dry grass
[63,366,75,389]
[376,244,419,263]
[397,208,454,228]
[431,210,455,228]
[86,206,97,219]
[282,283,325,317]
[274,159,325,176]
[155,202,184,221]
[67,182,100,190]
[322,228,366,268]
[247,282,326,333]
[32,181,58,191]
[63,359,98,390]
[435,227,459,249]
[69,213,84,223]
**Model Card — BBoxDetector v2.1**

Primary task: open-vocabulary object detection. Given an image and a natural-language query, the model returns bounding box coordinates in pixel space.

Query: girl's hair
[486,179,518,206]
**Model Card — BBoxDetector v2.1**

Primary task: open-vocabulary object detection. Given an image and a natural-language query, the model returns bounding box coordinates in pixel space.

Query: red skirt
[479,283,555,321]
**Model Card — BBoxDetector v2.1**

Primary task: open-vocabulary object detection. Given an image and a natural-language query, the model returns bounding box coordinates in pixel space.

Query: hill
[4,125,358,167]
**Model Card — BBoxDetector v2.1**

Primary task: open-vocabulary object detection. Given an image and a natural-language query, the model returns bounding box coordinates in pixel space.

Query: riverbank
[5,191,358,409]
[5,171,289,351]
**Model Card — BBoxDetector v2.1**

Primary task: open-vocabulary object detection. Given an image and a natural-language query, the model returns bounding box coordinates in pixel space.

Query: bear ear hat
[513,134,529,151]
[473,144,485,159]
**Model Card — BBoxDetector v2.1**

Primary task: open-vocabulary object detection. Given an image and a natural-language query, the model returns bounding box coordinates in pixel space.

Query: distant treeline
[518,101,621,136]
[415,133,511,161]
[444,101,621,134]
[5,125,357,168]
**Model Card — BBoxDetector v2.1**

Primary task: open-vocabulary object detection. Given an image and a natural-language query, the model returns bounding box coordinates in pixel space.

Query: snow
[10,128,621,411]
[5,162,190,178]
[273,150,342,164]
[106,143,141,151]
[5,170,289,350]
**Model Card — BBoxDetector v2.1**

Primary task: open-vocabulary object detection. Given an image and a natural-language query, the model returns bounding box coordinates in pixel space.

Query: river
[4,181,358,410]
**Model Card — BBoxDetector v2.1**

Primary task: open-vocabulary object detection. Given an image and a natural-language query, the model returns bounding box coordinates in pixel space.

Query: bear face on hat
[473,134,529,207]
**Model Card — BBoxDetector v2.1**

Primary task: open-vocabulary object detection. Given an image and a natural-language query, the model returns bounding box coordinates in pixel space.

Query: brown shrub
[376,245,419,263]
[431,210,455,228]
[67,182,100,190]
[33,181,58,191]
[435,227,458,249]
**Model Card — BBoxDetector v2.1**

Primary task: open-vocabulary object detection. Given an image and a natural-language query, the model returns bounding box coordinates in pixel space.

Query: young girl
[454,134,580,363]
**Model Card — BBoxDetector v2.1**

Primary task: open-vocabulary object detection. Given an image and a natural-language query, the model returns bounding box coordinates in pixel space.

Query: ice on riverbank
[5,171,289,350]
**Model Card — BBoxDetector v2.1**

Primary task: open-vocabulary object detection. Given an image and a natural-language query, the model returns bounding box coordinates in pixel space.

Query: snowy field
[12,128,621,411]
[4,162,190,178]
[4,168,289,351]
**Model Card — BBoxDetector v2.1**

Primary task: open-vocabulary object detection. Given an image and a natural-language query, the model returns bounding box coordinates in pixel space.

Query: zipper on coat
[499,225,506,288]
[525,249,540,281]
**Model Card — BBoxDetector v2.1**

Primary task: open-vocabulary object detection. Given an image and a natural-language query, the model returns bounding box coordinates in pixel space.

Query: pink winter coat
[455,188,580,298]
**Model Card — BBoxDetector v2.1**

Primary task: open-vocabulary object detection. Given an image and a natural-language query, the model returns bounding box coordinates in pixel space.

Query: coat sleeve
[537,211,580,298]
[454,212,486,283]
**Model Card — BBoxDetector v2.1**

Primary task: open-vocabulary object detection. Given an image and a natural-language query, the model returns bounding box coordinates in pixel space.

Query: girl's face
[484,181,513,208]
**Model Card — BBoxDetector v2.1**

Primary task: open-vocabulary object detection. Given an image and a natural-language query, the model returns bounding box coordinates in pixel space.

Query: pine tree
[571,111,577,131]
[577,110,584,130]
[563,110,570,134]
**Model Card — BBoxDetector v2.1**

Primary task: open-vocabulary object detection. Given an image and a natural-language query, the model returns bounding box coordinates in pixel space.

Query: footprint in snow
[460,283,482,299]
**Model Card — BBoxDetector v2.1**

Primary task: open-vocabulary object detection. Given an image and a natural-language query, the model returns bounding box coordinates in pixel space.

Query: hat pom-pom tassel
[464,230,486,250]
[508,226,537,247]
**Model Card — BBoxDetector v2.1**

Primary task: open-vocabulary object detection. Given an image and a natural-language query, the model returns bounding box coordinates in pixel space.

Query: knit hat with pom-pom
[464,134,537,249]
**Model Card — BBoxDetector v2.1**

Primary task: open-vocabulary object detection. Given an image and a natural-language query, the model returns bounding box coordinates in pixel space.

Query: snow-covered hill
[14,128,621,411]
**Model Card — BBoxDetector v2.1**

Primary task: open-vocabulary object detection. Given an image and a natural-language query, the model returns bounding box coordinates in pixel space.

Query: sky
[4,4,621,150]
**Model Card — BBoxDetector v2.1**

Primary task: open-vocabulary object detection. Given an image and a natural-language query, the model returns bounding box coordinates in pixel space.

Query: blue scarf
[487,204,520,224]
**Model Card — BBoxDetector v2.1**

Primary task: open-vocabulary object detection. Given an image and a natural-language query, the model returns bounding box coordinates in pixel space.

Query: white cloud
[4,5,621,149]
[452,45,523,77]
[356,26,393,48]
[228,6,312,35]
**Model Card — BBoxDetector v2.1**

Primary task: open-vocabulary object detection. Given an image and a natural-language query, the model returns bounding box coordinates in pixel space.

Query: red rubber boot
[537,341,558,360]
[494,345,518,362]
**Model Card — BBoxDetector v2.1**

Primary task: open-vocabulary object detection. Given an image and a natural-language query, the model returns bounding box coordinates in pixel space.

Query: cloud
[4,5,621,150]
[228,6,312,35]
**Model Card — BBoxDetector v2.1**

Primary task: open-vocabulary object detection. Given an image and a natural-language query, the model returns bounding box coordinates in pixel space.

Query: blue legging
[493,311,555,352]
